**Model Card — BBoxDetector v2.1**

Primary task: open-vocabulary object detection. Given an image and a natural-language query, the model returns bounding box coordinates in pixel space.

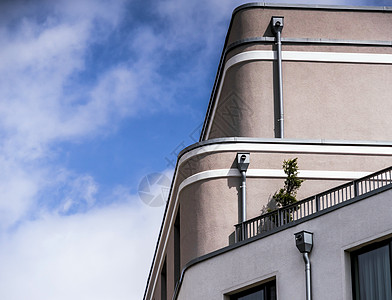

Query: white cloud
[55,172,98,214]
[0,159,40,231]
[0,0,131,232]
[89,67,141,118]
[0,196,165,300]
[0,28,92,149]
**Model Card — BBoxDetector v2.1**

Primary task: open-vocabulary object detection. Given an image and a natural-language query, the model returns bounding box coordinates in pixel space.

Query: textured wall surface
[207,7,392,141]
[178,188,392,300]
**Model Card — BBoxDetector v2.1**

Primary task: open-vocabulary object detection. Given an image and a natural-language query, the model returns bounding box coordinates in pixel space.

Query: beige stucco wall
[208,59,392,141]
[180,178,238,266]
[207,6,392,141]
[177,187,392,300]
[176,145,392,267]
[227,7,392,44]
[209,61,275,139]
[284,62,392,141]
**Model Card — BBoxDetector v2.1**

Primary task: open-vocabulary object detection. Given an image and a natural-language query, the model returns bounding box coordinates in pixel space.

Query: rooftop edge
[233,2,392,15]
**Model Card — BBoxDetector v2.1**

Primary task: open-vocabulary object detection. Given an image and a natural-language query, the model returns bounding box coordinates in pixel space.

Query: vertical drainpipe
[240,170,247,222]
[237,153,250,240]
[303,253,312,300]
[295,231,314,300]
[271,17,284,138]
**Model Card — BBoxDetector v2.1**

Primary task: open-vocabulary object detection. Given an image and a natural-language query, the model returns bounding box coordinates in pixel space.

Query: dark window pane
[268,285,276,300]
[174,212,181,284]
[161,258,167,300]
[353,243,392,300]
[231,280,275,300]
[237,289,264,300]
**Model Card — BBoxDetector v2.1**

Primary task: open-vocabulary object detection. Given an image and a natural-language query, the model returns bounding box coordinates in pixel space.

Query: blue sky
[0,0,390,299]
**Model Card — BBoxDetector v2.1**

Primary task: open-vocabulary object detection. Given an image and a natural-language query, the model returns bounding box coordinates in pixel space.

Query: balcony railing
[235,166,392,242]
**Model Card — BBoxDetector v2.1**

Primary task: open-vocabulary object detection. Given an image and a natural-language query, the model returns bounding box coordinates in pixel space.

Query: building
[144,3,392,300]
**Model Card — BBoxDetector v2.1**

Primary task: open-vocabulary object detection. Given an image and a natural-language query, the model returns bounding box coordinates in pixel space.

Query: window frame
[229,279,276,300]
[174,210,181,285]
[161,257,167,300]
[351,238,392,300]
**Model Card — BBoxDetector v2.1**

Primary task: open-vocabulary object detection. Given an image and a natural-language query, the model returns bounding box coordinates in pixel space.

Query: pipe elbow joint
[303,253,311,271]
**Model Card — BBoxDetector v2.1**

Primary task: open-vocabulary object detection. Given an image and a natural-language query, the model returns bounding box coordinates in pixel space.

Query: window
[161,258,167,300]
[352,239,392,300]
[230,280,276,300]
[174,211,181,284]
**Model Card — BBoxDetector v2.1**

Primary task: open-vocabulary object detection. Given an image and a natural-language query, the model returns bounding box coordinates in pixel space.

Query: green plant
[272,158,304,208]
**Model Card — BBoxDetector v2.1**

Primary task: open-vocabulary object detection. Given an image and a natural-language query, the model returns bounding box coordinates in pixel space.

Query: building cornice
[181,137,392,158]
[234,2,392,14]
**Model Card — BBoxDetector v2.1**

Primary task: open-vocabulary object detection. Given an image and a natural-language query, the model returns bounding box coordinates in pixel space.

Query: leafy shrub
[272,158,304,208]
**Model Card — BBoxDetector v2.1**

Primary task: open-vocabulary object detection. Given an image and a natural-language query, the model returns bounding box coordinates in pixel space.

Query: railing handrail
[235,165,392,242]
[356,165,392,182]
[241,180,352,227]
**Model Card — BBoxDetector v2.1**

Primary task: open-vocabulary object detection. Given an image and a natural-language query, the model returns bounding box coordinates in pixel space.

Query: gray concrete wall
[177,188,392,300]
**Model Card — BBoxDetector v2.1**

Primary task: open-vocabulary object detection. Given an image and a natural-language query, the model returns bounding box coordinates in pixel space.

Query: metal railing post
[315,195,319,212]
[354,181,358,197]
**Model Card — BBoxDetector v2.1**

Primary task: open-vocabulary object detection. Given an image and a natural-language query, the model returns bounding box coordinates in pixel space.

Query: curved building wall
[227,7,392,43]
[176,141,392,266]
[208,61,275,139]
[205,6,392,141]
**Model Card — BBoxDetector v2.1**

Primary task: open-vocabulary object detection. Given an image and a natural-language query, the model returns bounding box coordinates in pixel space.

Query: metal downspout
[303,252,312,300]
[240,170,247,223]
[295,231,313,300]
[237,153,250,241]
[271,17,284,138]
[277,29,284,138]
